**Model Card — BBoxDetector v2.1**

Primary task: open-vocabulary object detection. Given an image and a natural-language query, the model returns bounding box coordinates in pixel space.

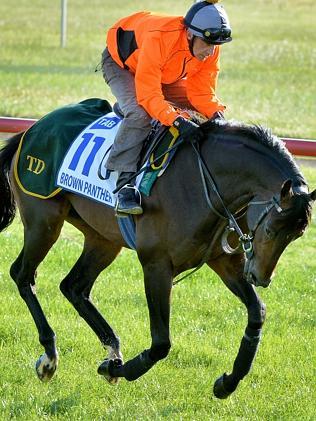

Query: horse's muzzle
[245,259,271,288]
[246,272,271,288]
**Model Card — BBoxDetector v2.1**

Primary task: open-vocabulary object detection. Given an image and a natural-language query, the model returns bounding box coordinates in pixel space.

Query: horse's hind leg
[104,255,173,382]
[10,196,70,382]
[59,223,122,384]
[208,255,266,399]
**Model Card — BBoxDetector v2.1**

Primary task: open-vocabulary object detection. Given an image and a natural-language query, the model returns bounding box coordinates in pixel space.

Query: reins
[113,138,185,194]
[192,141,253,247]
[173,140,253,285]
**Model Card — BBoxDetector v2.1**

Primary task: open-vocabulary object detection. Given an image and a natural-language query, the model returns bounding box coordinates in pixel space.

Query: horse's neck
[210,139,297,205]
[236,157,284,195]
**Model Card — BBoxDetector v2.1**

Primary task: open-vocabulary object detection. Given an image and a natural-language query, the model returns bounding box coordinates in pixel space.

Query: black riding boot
[115,172,143,216]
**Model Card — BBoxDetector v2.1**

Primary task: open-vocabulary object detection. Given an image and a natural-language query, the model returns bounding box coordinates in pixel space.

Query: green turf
[0,0,315,419]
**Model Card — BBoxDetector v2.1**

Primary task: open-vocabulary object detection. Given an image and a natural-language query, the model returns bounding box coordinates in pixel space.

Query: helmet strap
[188,34,196,57]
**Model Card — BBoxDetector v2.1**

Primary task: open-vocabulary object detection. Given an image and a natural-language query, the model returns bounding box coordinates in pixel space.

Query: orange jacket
[106,12,226,126]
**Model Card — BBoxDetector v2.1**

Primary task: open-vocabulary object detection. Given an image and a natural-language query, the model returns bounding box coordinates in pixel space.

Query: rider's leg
[101,48,151,214]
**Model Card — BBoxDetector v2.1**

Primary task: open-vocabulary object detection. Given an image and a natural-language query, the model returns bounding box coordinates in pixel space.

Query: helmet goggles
[188,24,232,45]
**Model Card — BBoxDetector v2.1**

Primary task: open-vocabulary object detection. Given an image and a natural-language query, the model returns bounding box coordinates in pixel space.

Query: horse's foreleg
[214,284,265,398]
[210,258,266,398]
[108,258,173,381]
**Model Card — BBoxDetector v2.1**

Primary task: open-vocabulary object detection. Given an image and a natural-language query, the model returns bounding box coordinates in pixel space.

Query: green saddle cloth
[14,98,112,198]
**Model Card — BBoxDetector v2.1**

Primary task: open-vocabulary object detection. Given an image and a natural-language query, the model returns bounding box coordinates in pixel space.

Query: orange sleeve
[134,33,179,126]
[186,47,226,118]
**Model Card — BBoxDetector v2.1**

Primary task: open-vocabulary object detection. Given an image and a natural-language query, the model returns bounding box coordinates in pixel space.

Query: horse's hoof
[213,373,232,399]
[98,358,122,385]
[35,353,58,382]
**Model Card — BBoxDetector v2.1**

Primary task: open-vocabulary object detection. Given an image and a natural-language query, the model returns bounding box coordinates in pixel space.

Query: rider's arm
[134,33,180,126]
[186,47,226,119]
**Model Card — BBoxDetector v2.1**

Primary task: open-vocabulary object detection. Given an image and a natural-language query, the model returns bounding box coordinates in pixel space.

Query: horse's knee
[10,261,35,299]
[10,253,23,283]
[60,279,77,303]
[60,278,88,307]
[248,300,266,329]
[149,342,171,362]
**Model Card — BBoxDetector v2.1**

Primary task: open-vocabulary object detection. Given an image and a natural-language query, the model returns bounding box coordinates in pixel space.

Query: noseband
[222,196,283,258]
[233,196,283,282]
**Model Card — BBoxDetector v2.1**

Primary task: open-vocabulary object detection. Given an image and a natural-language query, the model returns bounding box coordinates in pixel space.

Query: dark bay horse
[0,117,315,399]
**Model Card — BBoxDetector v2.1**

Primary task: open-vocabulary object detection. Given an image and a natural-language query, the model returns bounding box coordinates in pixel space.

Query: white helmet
[184,1,232,45]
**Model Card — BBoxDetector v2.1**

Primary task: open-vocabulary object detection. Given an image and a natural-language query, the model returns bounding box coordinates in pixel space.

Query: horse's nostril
[247,270,272,288]
[256,276,271,288]
[262,278,272,288]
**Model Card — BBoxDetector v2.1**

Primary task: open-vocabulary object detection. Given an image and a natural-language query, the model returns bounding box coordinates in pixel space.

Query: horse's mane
[201,119,307,187]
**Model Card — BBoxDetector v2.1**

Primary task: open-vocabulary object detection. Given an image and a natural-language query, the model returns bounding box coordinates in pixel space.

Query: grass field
[0,0,315,419]
[0,0,316,138]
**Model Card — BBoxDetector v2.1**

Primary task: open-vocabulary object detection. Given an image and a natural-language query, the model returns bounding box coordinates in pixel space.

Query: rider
[102,0,232,215]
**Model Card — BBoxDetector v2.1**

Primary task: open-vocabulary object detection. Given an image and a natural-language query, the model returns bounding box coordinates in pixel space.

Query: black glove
[173,116,203,143]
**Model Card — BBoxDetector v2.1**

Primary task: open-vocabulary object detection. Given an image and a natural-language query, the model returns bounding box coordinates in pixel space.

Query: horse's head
[245,180,316,288]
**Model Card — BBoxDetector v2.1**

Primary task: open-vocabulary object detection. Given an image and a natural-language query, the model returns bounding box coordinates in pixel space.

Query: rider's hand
[173,116,203,143]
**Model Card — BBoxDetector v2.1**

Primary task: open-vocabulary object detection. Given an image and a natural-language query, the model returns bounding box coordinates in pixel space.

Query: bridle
[221,196,283,252]
[239,197,283,283]
[191,141,284,283]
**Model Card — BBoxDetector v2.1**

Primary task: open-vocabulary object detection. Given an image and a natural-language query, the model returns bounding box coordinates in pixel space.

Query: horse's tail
[0,132,22,231]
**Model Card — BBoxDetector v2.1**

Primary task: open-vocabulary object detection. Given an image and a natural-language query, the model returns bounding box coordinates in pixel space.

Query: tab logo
[26,155,46,175]
[90,116,121,130]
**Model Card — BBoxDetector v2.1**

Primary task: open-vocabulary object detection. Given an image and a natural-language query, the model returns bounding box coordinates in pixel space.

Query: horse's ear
[280,179,293,200]
[310,189,316,202]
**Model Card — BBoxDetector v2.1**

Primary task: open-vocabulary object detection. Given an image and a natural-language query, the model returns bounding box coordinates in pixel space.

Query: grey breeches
[101,48,194,173]
[102,48,151,172]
